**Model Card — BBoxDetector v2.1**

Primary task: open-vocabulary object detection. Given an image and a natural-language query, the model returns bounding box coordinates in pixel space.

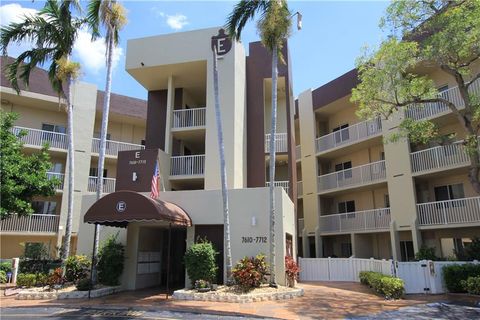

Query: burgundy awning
[83,191,192,227]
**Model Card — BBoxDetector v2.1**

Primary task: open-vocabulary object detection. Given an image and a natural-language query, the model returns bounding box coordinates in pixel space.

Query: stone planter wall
[16,286,122,300]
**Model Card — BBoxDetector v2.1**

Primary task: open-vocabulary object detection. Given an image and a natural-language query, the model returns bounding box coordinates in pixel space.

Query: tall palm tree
[1,0,83,261]
[86,0,127,284]
[227,0,292,286]
[212,43,233,283]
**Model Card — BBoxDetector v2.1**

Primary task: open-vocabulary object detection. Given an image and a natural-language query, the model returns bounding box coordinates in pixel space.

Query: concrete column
[315,227,323,258]
[350,233,356,258]
[411,217,422,254]
[185,226,195,288]
[302,228,310,257]
[390,221,401,261]
[164,75,175,155]
[123,224,140,291]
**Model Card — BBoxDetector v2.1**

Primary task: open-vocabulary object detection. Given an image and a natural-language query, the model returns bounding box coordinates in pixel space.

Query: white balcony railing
[170,155,205,176]
[318,160,386,192]
[91,138,145,157]
[172,108,206,129]
[297,181,303,197]
[320,208,391,233]
[266,180,289,194]
[315,118,382,154]
[411,143,470,174]
[265,133,288,153]
[406,78,480,121]
[12,126,67,150]
[417,196,480,226]
[0,214,60,233]
[296,145,301,160]
[87,177,116,193]
[47,172,65,190]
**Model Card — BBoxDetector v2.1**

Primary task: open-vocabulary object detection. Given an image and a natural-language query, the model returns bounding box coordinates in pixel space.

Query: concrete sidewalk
[1,282,476,319]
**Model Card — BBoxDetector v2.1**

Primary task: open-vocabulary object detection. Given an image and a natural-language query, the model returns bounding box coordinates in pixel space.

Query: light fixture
[251,216,257,227]
[291,12,303,31]
[132,172,138,181]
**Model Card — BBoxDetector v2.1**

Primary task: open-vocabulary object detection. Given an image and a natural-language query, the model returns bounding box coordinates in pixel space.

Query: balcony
[91,138,145,157]
[317,160,386,193]
[87,177,116,193]
[0,214,60,234]
[12,126,67,150]
[320,208,391,234]
[172,108,206,129]
[411,143,470,175]
[266,180,289,194]
[406,79,479,121]
[265,133,288,153]
[315,118,382,154]
[170,155,205,177]
[47,172,65,190]
[417,196,480,227]
[297,181,303,197]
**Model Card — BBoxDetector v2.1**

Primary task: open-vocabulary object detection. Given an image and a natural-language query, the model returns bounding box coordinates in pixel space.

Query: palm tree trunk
[62,72,75,260]
[213,47,233,282]
[91,32,115,284]
[269,44,278,286]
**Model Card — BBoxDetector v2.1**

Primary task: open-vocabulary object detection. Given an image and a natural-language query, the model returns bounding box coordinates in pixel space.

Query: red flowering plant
[47,268,65,290]
[232,254,268,292]
[285,256,300,287]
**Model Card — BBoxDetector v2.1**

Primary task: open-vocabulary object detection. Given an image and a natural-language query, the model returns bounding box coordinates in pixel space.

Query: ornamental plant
[461,276,480,295]
[285,256,300,287]
[232,254,268,292]
[359,271,404,299]
[194,279,210,290]
[47,268,65,289]
[98,234,125,286]
[184,240,218,287]
[65,255,91,283]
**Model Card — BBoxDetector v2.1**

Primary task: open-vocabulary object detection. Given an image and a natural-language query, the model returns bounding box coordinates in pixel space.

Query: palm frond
[225,0,270,40]
[87,0,102,40]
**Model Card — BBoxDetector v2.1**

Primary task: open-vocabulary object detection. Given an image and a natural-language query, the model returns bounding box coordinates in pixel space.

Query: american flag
[150,160,160,199]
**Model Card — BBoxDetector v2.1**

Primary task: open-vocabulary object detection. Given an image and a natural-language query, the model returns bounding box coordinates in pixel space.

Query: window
[89,167,107,178]
[31,201,57,215]
[380,152,385,161]
[400,241,415,261]
[42,123,66,134]
[434,184,465,201]
[50,163,63,173]
[338,200,355,215]
[41,123,66,145]
[384,194,390,208]
[335,161,352,179]
[341,243,352,257]
[333,124,349,143]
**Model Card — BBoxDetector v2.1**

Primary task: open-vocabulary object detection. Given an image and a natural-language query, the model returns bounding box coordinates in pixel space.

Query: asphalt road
[0,307,273,320]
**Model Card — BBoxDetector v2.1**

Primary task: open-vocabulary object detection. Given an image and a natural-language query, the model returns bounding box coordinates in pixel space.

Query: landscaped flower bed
[16,285,122,300]
[173,284,304,303]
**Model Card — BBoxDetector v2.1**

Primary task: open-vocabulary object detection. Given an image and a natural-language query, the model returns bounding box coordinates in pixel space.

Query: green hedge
[461,276,480,295]
[443,264,480,293]
[16,273,49,287]
[359,271,405,299]
[184,241,218,286]
[0,270,7,283]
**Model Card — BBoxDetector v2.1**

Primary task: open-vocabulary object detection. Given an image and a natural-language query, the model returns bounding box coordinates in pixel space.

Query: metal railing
[172,108,206,128]
[320,208,391,233]
[318,160,386,192]
[87,176,116,193]
[315,118,382,153]
[170,155,205,176]
[12,126,68,150]
[297,181,303,197]
[0,214,60,233]
[91,138,144,157]
[405,79,480,121]
[266,180,289,194]
[417,196,480,226]
[296,145,301,160]
[411,143,470,174]
[265,133,288,153]
[47,172,65,190]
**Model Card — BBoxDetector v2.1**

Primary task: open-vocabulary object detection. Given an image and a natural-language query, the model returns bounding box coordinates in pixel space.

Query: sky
[0,1,390,100]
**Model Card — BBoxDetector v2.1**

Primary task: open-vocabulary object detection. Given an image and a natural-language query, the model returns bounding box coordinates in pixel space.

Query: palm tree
[227,0,292,286]
[86,0,127,284]
[1,0,83,261]
[212,42,233,283]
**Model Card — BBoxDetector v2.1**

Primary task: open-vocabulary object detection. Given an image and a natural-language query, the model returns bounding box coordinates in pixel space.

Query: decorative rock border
[16,286,122,300]
[172,287,304,303]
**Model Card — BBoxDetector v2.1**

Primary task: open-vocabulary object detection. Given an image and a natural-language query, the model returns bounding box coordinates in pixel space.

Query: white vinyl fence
[298,257,479,294]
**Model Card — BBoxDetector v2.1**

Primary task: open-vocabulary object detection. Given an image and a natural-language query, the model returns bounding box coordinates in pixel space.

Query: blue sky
[1,1,389,100]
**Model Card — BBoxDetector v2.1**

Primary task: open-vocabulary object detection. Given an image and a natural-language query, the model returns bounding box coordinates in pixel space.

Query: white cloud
[166,14,188,30]
[0,3,123,75]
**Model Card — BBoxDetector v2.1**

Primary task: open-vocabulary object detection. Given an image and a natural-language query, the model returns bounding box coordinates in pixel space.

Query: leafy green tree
[0,0,84,260]
[227,0,293,286]
[351,0,480,193]
[0,112,58,218]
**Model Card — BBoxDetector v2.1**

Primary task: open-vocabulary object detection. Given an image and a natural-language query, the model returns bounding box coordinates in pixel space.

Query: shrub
[194,279,210,289]
[76,278,94,291]
[98,234,125,286]
[35,273,48,286]
[0,261,12,273]
[285,256,300,287]
[22,242,49,260]
[359,271,404,299]
[443,264,480,292]
[65,255,91,283]
[19,259,62,274]
[0,270,7,284]
[232,254,268,292]
[47,268,65,288]
[184,240,218,286]
[17,273,37,287]
[415,246,438,261]
[464,238,480,261]
[461,276,480,295]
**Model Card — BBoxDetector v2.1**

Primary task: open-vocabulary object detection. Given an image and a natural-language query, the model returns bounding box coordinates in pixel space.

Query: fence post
[328,257,332,281]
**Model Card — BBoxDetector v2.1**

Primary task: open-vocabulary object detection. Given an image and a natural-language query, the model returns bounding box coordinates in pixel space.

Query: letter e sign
[211,29,232,56]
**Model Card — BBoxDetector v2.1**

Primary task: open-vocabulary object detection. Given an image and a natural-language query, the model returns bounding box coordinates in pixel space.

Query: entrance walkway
[1,282,477,319]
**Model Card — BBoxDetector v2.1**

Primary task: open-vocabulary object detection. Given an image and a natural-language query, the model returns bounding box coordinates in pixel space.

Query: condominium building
[0,56,147,258]
[296,66,480,261]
